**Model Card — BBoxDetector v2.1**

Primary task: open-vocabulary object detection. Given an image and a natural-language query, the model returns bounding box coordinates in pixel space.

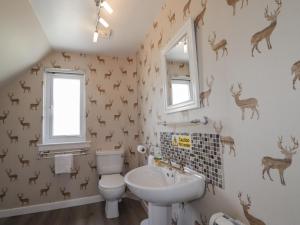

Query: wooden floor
[0,198,147,225]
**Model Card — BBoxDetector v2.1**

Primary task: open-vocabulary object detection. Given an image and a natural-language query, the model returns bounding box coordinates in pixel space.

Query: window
[40,70,87,151]
[171,79,192,105]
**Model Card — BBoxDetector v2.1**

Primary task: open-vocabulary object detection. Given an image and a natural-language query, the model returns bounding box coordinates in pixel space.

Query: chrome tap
[178,159,185,173]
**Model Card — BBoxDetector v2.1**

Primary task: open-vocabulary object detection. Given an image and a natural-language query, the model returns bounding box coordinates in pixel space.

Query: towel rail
[157,116,209,127]
[38,149,88,159]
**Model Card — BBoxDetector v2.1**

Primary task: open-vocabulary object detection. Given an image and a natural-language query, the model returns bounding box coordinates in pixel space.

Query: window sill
[38,141,90,152]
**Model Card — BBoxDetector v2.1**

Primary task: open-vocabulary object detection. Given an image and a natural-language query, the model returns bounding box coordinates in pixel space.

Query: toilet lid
[99,174,125,189]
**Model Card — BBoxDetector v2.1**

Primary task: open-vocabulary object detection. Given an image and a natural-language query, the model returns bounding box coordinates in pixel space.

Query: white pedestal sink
[124,165,206,225]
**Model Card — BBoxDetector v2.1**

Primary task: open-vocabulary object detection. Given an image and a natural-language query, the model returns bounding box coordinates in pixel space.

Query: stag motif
[105,132,114,142]
[127,85,134,93]
[230,83,259,120]
[5,169,18,181]
[291,61,300,90]
[17,194,29,206]
[183,0,192,18]
[0,188,8,202]
[195,0,207,28]
[18,155,30,167]
[88,129,97,138]
[128,115,135,125]
[150,41,155,51]
[114,142,123,150]
[213,121,236,156]
[226,0,249,16]
[134,132,140,140]
[122,128,129,136]
[49,165,55,177]
[105,100,113,110]
[120,67,127,76]
[127,57,134,64]
[7,130,18,143]
[238,193,266,225]
[97,84,106,94]
[0,149,8,163]
[104,70,112,79]
[51,60,61,68]
[113,81,121,90]
[18,117,30,129]
[19,81,31,93]
[129,146,136,155]
[70,167,80,179]
[89,96,97,105]
[168,11,176,25]
[31,64,41,75]
[60,187,71,199]
[157,32,163,48]
[29,134,40,147]
[88,64,96,73]
[97,56,105,64]
[120,96,128,105]
[262,137,299,185]
[8,93,20,105]
[114,111,122,120]
[40,183,51,196]
[28,171,40,184]
[200,75,214,107]
[0,111,9,124]
[133,71,137,77]
[251,0,282,57]
[88,161,97,171]
[80,178,89,190]
[62,52,71,61]
[97,116,106,126]
[30,99,41,110]
[208,32,228,60]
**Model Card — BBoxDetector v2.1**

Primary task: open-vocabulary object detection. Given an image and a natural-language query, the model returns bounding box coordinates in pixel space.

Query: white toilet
[96,150,125,219]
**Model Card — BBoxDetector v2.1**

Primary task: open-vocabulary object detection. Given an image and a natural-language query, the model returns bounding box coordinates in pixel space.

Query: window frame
[41,69,87,150]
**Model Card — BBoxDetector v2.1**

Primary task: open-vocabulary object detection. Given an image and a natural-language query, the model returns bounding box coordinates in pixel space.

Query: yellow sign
[172,135,191,150]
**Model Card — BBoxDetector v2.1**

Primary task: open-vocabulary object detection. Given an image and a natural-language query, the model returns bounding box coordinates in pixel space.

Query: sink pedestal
[141,203,171,225]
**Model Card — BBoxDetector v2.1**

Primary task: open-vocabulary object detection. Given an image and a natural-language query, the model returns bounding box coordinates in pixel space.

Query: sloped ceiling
[30,0,164,55]
[0,0,164,85]
[0,0,50,84]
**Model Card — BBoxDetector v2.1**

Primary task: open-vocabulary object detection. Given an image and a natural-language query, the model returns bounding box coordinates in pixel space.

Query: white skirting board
[0,195,103,219]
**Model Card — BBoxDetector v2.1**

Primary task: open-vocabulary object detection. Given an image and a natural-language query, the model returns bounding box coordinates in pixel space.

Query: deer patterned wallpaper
[137,0,300,225]
[0,51,139,209]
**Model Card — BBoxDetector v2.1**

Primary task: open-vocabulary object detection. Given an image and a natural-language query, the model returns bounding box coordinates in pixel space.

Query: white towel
[55,154,73,174]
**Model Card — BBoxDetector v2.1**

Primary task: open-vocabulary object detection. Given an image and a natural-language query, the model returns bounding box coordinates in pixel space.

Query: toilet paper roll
[137,145,147,154]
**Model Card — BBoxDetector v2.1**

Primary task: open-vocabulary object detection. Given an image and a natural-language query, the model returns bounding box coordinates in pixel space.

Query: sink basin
[125,165,205,205]
[124,165,205,225]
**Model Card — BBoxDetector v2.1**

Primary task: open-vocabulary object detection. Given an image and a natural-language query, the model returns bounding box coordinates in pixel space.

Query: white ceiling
[30,0,165,55]
[0,0,50,84]
[0,0,164,85]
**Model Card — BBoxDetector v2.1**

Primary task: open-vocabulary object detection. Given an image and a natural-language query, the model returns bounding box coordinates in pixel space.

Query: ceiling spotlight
[93,30,99,43]
[99,18,109,28]
[101,1,113,14]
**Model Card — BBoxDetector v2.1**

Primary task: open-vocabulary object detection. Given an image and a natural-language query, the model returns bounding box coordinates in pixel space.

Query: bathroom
[0,0,299,225]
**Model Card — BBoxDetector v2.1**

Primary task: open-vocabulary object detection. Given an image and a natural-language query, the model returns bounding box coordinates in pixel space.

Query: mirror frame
[161,18,200,114]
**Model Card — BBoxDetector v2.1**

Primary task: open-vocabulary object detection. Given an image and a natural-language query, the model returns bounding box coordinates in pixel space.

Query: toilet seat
[99,174,124,189]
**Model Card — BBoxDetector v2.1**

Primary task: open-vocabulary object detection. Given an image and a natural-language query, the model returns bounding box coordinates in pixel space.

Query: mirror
[161,18,200,113]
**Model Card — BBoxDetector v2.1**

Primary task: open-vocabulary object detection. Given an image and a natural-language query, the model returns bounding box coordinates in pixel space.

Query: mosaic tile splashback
[160,132,224,189]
